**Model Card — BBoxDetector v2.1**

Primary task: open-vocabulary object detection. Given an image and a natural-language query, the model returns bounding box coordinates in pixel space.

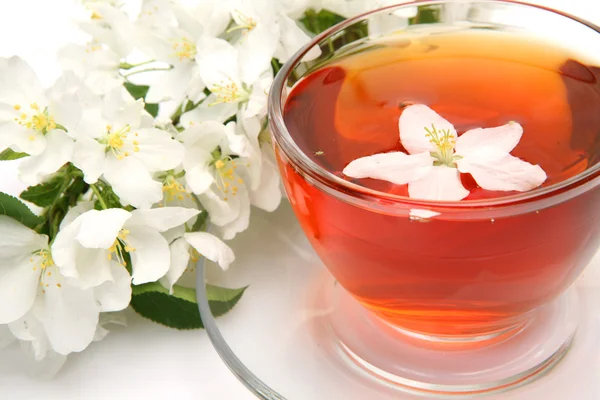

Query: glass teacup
[269,0,600,395]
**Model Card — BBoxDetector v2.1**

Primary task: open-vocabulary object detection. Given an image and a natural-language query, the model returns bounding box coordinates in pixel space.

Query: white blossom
[0,57,82,185]
[180,120,257,239]
[57,42,123,95]
[0,215,130,357]
[344,104,547,201]
[79,1,135,58]
[181,36,272,125]
[160,227,234,293]
[134,1,210,105]
[52,205,200,286]
[72,87,185,209]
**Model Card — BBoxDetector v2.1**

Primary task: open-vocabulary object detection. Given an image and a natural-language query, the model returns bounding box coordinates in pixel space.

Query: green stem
[119,60,155,70]
[271,58,281,74]
[123,66,173,78]
[170,103,185,126]
[327,38,335,54]
[90,184,108,209]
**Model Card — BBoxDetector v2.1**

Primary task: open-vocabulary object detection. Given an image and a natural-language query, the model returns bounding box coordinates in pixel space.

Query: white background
[0,0,599,399]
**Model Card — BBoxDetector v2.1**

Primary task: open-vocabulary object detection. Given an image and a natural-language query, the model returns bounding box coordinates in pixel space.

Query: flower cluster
[0,0,378,375]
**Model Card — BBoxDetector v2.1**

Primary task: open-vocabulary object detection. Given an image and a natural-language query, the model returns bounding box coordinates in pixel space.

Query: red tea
[280,32,600,337]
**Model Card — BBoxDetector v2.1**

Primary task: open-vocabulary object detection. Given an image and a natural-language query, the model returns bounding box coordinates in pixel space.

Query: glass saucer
[196,204,600,399]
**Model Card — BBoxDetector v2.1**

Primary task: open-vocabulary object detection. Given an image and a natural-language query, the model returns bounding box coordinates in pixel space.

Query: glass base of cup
[327,284,579,397]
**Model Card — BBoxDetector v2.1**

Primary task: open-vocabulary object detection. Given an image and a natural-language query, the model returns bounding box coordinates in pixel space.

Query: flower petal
[408,165,470,201]
[145,63,195,104]
[194,0,232,36]
[159,238,190,293]
[244,75,271,119]
[223,121,252,157]
[127,207,199,232]
[274,13,320,62]
[456,149,547,192]
[238,24,278,85]
[94,261,131,312]
[36,280,99,355]
[196,36,241,89]
[102,87,144,130]
[180,97,238,125]
[46,72,84,132]
[219,189,251,240]
[180,120,227,150]
[400,104,456,155]
[0,122,46,156]
[199,189,240,226]
[79,4,134,58]
[455,121,523,156]
[250,154,282,212]
[132,128,185,172]
[72,136,106,184]
[52,215,115,289]
[0,254,41,324]
[0,57,45,105]
[184,232,234,270]
[59,201,94,230]
[127,227,170,285]
[71,247,114,289]
[75,209,132,249]
[18,130,74,185]
[343,151,433,185]
[0,215,48,259]
[104,155,163,209]
[185,164,215,195]
[9,311,43,342]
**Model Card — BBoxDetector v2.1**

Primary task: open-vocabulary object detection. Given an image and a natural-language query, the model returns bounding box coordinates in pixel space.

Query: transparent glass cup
[268,0,600,395]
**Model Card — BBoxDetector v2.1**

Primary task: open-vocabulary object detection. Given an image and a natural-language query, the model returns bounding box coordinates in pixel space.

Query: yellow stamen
[16,104,57,134]
[171,37,197,61]
[227,10,258,34]
[162,175,189,204]
[108,229,135,266]
[209,81,249,105]
[105,125,132,159]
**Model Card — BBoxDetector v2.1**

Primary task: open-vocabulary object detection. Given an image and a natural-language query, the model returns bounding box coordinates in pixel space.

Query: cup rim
[268,0,600,211]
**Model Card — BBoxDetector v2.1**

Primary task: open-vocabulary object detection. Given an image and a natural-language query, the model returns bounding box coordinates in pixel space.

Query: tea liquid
[281,31,600,336]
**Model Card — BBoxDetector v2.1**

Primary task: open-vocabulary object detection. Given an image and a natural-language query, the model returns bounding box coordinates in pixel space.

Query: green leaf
[145,103,159,118]
[130,282,247,329]
[205,284,248,318]
[300,9,345,35]
[0,192,43,229]
[92,182,122,210]
[190,210,208,232]
[271,58,283,75]
[0,148,28,161]
[124,82,149,99]
[20,176,64,207]
[123,82,159,118]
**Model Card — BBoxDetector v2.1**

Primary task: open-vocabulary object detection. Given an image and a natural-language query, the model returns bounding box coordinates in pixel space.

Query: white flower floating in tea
[343,104,547,201]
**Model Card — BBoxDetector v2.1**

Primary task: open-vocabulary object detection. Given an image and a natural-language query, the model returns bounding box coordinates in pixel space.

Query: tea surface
[285,31,600,200]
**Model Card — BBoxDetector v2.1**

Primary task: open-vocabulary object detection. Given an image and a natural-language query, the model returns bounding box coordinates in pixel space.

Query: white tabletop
[1,1,599,399]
